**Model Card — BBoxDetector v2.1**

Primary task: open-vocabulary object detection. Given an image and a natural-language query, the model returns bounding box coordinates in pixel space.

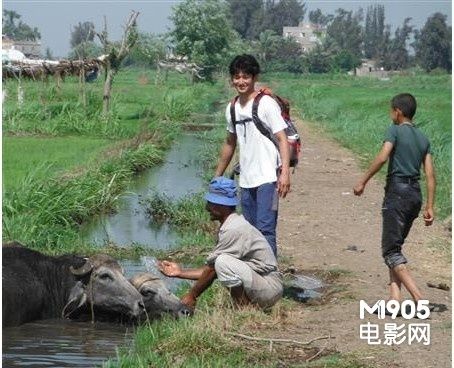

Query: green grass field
[2,136,111,191]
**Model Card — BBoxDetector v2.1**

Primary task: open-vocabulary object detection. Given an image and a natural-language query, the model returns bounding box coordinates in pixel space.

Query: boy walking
[353,93,436,306]
[214,54,291,257]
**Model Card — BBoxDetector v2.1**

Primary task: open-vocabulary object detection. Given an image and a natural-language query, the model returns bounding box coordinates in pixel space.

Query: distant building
[283,22,325,52]
[354,59,389,78]
[2,35,41,59]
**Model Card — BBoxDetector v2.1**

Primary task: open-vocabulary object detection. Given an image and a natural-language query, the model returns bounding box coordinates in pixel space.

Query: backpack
[230,88,302,169]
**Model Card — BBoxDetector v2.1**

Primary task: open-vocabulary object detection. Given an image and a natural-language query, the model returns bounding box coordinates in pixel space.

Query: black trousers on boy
[381,177,422,269]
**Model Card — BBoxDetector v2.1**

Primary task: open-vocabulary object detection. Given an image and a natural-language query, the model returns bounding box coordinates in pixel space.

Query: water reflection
[3,319,132,368]
[80,134,205,248]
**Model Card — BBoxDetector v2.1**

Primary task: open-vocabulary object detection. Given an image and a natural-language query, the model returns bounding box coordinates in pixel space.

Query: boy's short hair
[391,93,417,119]
[229,54,260,77]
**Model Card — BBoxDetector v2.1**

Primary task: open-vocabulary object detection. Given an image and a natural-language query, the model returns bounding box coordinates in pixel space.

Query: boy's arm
[354,142,394,196]
[422,153,436,226]
[215,132,237,177]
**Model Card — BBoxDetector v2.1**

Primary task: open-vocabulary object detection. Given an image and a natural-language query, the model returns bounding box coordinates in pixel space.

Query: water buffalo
[130,273,192,319]
[3,245,145,327]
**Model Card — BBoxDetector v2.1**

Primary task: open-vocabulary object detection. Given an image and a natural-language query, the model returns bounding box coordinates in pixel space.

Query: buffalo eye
[142,289,156,297]
[98,272,114,282]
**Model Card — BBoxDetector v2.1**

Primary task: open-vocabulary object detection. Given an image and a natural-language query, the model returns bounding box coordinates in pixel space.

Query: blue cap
[205,176,239,206]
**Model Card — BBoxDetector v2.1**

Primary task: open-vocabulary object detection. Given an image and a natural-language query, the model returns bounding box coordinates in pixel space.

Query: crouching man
[158,176,283,310]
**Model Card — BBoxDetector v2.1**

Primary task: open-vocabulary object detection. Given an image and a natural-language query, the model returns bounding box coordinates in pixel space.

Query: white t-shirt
[226,95,287,188]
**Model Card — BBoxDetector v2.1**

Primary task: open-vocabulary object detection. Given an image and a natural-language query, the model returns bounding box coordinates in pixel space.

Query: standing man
[215,54,290,257]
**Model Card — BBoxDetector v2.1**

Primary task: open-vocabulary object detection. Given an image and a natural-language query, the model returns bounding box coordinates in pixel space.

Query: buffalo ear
[62,281,87,318]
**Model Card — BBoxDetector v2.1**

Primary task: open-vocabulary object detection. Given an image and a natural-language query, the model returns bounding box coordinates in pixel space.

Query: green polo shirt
[384,123,431,180]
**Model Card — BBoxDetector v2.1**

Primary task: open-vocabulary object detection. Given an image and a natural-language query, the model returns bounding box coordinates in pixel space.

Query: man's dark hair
[229,54,260,77]
[391,93,417,119]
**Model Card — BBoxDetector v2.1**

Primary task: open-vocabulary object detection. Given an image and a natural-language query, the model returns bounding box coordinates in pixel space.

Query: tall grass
[3,69,224,139]
[267,73,451,218]
[2,143,165,254]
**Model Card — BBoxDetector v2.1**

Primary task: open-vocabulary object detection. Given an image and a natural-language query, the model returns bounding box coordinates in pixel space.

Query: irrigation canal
[3,133,203,367]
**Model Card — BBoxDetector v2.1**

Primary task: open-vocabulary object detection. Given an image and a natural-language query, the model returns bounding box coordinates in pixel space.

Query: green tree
[254,30,303,72]
[414,12,451,72]
[308,8,332,26]
[68,42,103,60]
[70,21,95,48]
[262,0,306,35]
[331,49,361,72]
[255,29,281,65]
[170,0,238,78]
[379,18,413,70]
[364,4,385,59]
[227,0,263,39]
[126,32,166,67]
[69,21,101,59]
[268,36,304,72]
[2,9,41,41]
[326,8,363,61]
[303,43,332,73]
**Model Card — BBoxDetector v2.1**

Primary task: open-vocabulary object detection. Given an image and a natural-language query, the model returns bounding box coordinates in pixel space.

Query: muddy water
[2,257,190,368]
[81,133,205,248]
[3,319,131,368]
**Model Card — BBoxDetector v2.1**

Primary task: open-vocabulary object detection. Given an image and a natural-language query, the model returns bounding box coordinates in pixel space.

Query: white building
[2,35,41,59]
[283,23,325,52]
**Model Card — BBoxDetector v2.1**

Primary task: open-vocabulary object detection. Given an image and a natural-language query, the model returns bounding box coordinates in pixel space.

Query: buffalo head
[130,273,192,319]
[62,254,145,321]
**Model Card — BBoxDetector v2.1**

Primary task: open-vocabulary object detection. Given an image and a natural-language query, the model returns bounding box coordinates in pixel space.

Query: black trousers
[381,178,422,269]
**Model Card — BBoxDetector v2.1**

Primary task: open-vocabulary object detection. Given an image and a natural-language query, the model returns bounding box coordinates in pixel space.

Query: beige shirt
[206,213,278,275]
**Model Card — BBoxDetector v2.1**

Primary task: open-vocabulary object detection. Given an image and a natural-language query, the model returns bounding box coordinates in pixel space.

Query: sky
[3,0,452,58]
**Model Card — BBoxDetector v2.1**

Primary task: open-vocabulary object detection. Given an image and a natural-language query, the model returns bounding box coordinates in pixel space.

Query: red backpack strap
[272,95,290,121]
[251,91,279,148]
[257,88,290,119]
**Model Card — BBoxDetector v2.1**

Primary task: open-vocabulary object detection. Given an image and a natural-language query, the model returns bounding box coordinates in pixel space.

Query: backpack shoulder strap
[251,92,279,148]
[230,95,240,127]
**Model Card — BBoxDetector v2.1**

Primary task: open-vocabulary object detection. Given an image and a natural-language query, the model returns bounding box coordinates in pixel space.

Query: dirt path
[277,121,451,367]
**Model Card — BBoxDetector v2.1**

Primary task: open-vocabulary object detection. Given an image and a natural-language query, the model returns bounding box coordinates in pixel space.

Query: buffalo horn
[70,258,94,276]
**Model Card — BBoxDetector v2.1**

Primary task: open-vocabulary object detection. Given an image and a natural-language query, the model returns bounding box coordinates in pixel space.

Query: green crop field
[2,136,111,191]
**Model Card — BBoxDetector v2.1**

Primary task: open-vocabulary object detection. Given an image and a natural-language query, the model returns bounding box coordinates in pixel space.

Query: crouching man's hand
[158,260,181,277]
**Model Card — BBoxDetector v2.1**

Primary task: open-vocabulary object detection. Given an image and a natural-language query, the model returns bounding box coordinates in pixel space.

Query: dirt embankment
[277,120,451,368]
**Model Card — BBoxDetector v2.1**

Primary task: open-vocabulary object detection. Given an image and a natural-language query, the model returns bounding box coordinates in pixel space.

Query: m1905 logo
[360,300,431,320]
